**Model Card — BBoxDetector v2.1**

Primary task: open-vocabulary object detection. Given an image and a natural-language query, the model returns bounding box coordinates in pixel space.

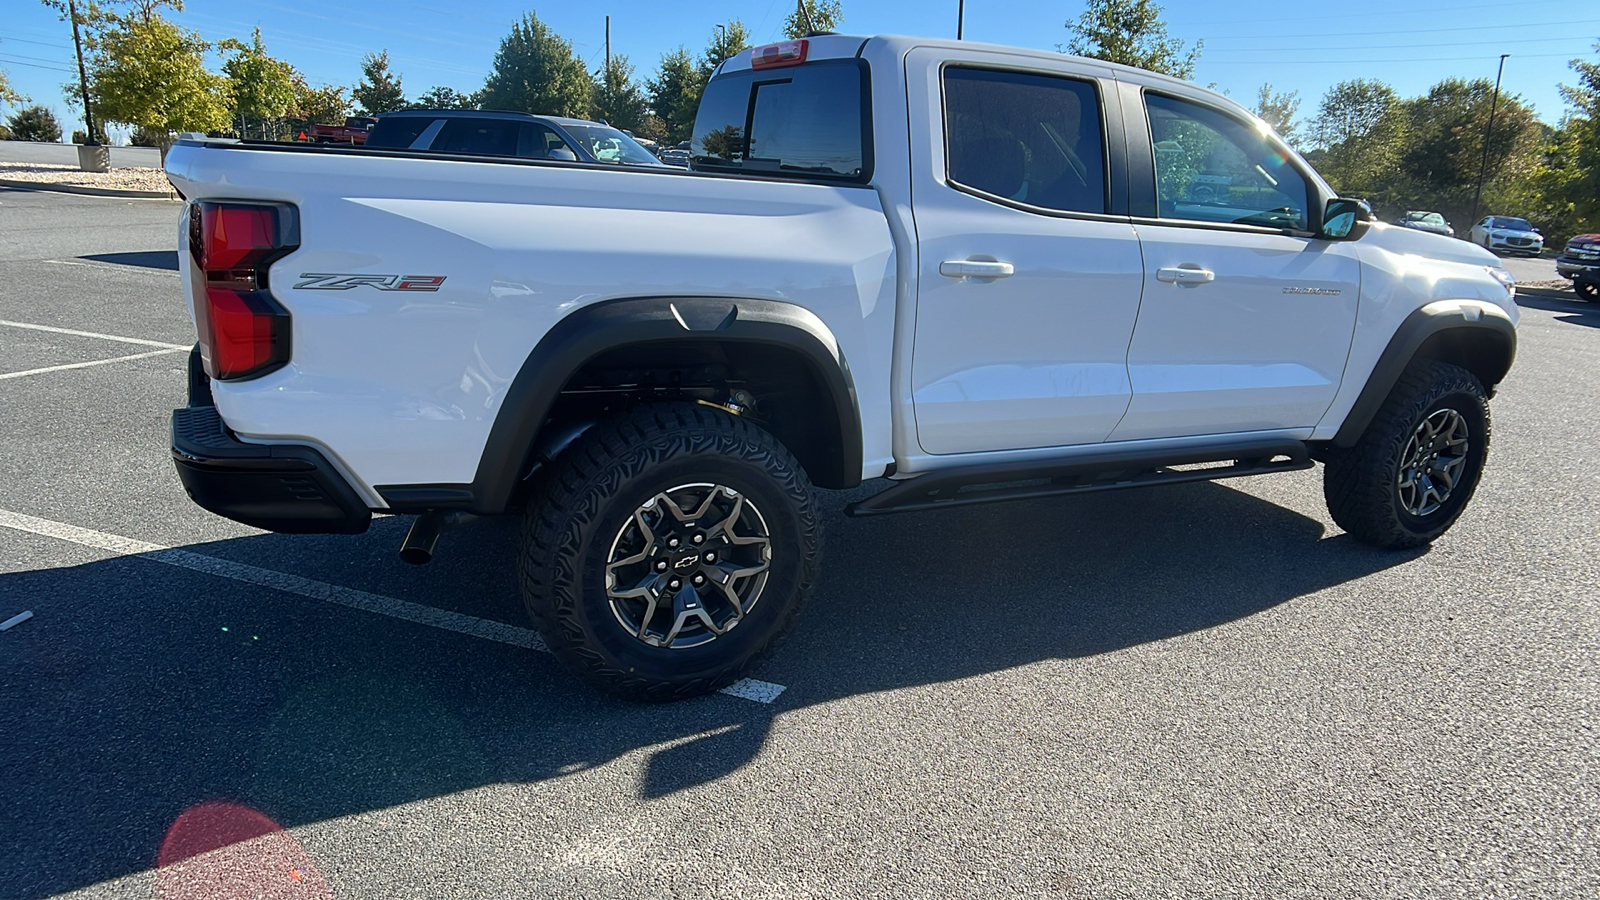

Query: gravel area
[0,161,173,192]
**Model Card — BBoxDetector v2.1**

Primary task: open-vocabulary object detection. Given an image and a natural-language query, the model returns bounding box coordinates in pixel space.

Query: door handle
[940,259,1015,279]
[1156,265,1215,285]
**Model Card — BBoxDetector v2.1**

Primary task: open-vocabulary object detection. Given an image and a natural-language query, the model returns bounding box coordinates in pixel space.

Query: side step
[845,439,1313,518]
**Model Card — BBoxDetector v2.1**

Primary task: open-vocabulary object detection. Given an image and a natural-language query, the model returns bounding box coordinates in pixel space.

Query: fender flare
[1331,301,1517,448]
[458,296,862,514]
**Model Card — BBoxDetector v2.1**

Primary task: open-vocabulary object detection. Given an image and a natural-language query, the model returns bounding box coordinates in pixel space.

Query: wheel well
[1413,326,1514,392]
[541,338,855,490]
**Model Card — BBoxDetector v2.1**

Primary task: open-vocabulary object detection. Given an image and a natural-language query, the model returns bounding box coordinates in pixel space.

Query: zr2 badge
[294,273,447,292]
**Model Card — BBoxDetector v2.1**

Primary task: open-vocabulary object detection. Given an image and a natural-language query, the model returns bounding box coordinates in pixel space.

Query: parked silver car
[1469,216,1544,256]
[1394,210,1454,237]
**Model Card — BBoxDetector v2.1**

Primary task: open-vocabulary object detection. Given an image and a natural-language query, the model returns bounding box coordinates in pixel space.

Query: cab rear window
[691,59,871,182]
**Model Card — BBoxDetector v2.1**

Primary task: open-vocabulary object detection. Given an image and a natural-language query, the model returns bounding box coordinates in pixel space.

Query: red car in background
[305,116,377,145]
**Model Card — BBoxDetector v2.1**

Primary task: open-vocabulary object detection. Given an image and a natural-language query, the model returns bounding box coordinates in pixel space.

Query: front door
[908,52,1145,455]
[1110,90,1360,442]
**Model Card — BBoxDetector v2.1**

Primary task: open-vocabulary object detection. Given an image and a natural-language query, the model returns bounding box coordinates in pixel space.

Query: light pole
[958,0,965,40]
[67,0,97,147]
[1469,54,1509,227]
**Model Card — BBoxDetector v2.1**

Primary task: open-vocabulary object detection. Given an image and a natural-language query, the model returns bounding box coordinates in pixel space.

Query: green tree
[413,85,477,110]
[7,105,63,141]
[700,21,752,79]
[1397,78,1538,207]
[593,55,648,132]
[221,28,297,139]
[1063,0,1201,79]
[0,68,25,107]
[86,9,229,137]
[352,50,406,114]
[1308,79,1407,195]
[784,0,843,38]
[1523,45,1600,242]
[647,47,703,144]
[478,12,592,117]
[1254,83,1300,145]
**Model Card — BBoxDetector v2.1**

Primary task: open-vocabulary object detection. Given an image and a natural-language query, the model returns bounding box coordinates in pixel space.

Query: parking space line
[0,319,190,350]
[0,347,185,381]
[0,508,787,704]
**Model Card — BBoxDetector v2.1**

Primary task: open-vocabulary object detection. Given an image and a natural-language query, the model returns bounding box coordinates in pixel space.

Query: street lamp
[1469,54,1510,227]
[958,1,966,40]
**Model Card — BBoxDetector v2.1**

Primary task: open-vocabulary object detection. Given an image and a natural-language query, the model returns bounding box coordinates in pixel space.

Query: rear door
[906,49,1145,454]
[1110,88,1359,441]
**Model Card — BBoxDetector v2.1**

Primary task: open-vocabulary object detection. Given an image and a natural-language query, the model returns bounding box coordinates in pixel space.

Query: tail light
[750,40,808,69]
[187,201,298,381]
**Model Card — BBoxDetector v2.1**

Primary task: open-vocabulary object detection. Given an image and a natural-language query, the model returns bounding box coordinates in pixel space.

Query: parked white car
[1469,216,1544,256]
[165,34,1520,700]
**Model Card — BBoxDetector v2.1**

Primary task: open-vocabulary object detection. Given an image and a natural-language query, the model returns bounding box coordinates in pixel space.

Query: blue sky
[3,0,1592,142]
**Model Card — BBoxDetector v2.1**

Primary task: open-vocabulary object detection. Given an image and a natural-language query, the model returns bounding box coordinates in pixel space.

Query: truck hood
[1362,223,1499,267]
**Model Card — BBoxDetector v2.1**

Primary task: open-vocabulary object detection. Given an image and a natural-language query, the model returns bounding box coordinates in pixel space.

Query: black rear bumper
[171,405,372,535]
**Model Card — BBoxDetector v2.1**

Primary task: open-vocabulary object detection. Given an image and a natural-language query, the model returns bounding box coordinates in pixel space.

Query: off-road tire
[1323,360,1490,549]
[1575,280,1599,302]
[518,403,819,701]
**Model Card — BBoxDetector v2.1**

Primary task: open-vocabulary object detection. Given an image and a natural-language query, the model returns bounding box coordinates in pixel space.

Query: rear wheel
[518,403,819,701]
[1323,360,1490,549]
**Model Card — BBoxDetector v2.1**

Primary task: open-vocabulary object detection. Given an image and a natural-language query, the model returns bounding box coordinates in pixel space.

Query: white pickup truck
[165,34,1519,699]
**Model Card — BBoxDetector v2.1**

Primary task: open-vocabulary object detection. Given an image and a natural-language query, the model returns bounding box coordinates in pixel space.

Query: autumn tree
[221,28,297,139]
[1063,0,1201,79]
[785,0,843,37]
[0,68,24,107]
[86,7,229,137]
[285,77,350,137]
[593,55,648,132]
[478,12,592,117]
[647,47,702,144]
[353,50,406,114]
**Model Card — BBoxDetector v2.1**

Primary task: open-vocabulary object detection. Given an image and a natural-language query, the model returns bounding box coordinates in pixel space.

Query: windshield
[1406,212,1445,225]
[1493,217,1533,231]
[559,124,662,166]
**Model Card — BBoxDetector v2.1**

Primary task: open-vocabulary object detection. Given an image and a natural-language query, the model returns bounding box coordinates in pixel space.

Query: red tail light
[750,40,808,69]
[188,202,297,380]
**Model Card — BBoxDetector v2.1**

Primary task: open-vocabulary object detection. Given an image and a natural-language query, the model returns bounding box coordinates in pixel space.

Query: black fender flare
[458,295,862,514]
[1331,302,1516,448]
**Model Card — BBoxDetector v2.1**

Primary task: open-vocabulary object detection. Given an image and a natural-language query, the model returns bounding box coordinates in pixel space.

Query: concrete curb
[0,178,178,200]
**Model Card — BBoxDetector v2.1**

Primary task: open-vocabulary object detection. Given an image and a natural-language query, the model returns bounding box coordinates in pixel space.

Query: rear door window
[943,67,1108,215]
[691,59,870,181]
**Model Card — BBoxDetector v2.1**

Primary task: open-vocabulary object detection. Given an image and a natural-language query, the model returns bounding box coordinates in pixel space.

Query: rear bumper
[171,372,372,535]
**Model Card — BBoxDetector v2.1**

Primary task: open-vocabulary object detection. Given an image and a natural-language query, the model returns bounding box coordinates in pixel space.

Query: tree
[1397,78,1538,203]
[352,50,406,114]
[221,27,297,139]
[700,21,752,79]
[478,12,592,117]
[647,47,702,144]
[0,68,25,107]
[593,55,648,132]
[1308,78,1406,195]
[1537,43,1600,240]
[7,105,63,141]
[1255,84,1300,145]
[413,86,476,110]
[86,9,229,137]
[784,0,843,38]
[285,77,349,137]
[1063,0,1201,79]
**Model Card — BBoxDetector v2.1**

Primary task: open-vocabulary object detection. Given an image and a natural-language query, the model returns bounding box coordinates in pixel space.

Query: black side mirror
[1320,197,1373,240]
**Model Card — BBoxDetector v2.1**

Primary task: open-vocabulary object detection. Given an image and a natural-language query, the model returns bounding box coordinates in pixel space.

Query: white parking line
[0,347,185,381]
[0,508,787,704]
[0,319,189,349]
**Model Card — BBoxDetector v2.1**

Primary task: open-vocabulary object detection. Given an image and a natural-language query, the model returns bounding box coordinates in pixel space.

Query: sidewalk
[0,147,176,200]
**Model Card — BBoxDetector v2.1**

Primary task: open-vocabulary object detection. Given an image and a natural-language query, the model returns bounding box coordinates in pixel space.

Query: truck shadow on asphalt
[1517,289,1600,328]
[2,480,1421,897]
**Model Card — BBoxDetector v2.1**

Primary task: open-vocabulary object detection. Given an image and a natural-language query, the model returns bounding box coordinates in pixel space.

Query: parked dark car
[365,110,665,166]
[1394,210,1454,237]
[1556,233,1600,301]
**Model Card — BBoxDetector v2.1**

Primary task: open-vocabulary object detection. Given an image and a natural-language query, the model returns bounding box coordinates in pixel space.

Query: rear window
[690,59,870,182]
[365,117,435,149]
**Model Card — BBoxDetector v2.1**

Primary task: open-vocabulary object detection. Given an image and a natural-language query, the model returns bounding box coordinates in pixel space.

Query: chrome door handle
[1156,265,1215,285]
[940,259,1015,279]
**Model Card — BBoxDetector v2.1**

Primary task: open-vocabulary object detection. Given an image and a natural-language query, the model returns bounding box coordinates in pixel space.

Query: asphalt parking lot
[2,187,1596,899]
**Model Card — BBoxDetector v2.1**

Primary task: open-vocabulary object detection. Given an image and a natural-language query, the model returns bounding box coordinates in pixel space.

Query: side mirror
[1319,197,1373,240]
[547,147,578,162]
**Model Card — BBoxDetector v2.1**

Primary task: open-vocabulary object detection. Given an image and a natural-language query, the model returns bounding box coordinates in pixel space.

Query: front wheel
[1576,280,1599,302]
[518,403,819,701]
[1323,360,1490,549]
